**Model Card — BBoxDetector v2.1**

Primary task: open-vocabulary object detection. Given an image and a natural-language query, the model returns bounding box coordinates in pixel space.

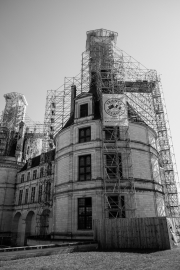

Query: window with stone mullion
[104,126,120,141]
[78,198,92,229]
[106,154,123,179]
[108,195,125,218]
[79,127,91,143]
[79,155,91,181]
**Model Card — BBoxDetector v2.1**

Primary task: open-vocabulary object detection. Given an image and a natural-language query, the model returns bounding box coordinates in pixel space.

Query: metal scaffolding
[42,76,82,153]
[43,29,179,221]
[22,114,44,161]
[86,29,136,217]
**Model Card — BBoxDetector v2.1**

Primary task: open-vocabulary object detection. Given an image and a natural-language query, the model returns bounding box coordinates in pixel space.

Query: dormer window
[74,93,93,124]
[80,104,88,118]
[40,153,45,164]
[27,158,32,169]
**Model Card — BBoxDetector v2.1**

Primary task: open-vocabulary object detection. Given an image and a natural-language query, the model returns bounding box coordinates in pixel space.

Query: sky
[0,0,180,172]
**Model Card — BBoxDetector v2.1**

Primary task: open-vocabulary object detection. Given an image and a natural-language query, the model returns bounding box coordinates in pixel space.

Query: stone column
[19,218,26,246]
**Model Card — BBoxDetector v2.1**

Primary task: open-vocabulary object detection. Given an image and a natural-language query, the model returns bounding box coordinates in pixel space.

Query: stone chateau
[0,29,176,246]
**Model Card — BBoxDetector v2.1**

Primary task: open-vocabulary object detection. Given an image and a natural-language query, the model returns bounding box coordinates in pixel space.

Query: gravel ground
[1,249,180,270]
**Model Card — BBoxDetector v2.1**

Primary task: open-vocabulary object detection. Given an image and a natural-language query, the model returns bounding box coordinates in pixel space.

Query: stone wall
[0,157,21,233]
[53,119,164,239]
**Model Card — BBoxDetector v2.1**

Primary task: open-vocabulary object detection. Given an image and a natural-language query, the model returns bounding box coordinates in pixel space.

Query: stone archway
[12,212,22,246]
[25,211,35,244]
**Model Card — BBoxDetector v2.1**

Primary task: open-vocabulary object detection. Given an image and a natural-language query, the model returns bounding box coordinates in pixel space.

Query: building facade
[0,90,166,245]
[11,150,54,246]
[53,88,165,240]
[0,156,23,245]
[0,29,179,246]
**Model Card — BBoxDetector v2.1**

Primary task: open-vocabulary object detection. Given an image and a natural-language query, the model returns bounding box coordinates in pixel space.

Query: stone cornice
[0,183,15,188]
[0,162,20,170]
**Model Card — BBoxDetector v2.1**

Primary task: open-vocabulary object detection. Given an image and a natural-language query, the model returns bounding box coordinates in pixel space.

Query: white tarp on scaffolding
[102,94,128,126]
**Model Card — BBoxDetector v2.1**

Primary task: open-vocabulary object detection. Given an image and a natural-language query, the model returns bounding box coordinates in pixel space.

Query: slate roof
[19,149,55,172]
[62,72,146,129]
[75,92,92,100]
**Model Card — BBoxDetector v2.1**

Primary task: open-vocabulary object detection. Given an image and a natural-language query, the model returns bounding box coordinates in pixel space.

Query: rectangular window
[18,190,23,205]
[105,154,123,179]
[104,126,120,141]
[79,127,91,143]
[33,170,37,180]
[31,187,36,203]
[38,185,42,202]
[108,196,125,218]
[79,155,91,181]
[27,172,30,181]
[25,189,29,204]
[40,167,44,178]
[47,163,52,176]
[45,182,51,202]
[21,174,24,183]
[105,127,116,141]
[78,197,92,230]
[80,103,88,118]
